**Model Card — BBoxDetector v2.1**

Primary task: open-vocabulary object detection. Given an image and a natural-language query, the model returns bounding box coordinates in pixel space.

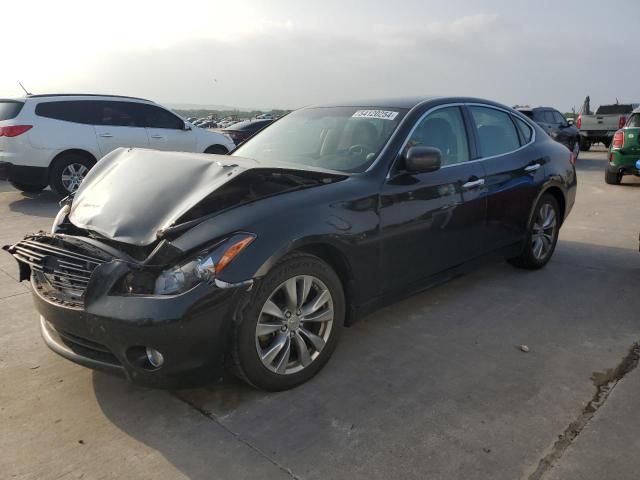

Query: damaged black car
[5,97,577,391]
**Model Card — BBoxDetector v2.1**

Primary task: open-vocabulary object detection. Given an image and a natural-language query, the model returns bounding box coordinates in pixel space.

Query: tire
[204,145,228,155]
[579,138,591,151]
[230,252,344,391]
[9,181,46,193]
[509,194,561,270]
[605,169,622,185]
[49,153,94,197]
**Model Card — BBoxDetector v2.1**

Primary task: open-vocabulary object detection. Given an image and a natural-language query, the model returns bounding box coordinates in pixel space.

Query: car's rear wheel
[50,153,94,197]
[204,145,228,154]
[231,253,344,391]
[509,194,560,270]
[605,169,622,185]
[9,181,46,193]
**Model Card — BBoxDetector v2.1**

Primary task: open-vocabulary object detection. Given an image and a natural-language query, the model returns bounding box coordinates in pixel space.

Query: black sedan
[5,97,577,391]
[222,118,273,145]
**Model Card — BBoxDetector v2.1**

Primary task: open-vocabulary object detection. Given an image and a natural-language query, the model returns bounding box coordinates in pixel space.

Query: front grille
[10,237,108,305]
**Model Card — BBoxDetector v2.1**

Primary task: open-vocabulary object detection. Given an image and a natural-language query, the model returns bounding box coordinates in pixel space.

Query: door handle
[462,178,485,189]
[150,135,164,139]
[98,133,113,138]
[524,163,541,173]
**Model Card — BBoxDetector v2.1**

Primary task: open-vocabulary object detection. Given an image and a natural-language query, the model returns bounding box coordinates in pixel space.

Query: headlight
[51,204,71,234]
[153,233,255,295]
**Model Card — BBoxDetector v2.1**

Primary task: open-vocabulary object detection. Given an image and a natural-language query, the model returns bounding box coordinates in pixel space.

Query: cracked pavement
[0,148,639,480]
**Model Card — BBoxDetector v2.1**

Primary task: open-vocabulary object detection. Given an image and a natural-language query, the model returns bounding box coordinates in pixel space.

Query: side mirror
[404,146,442,173]
[566,118,574,126]
[182,122,192,131]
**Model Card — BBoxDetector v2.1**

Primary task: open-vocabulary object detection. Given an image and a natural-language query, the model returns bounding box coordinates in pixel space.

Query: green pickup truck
[606,108,640,184]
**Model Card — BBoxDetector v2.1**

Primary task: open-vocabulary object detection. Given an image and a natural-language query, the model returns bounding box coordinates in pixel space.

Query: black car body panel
[5,96,577,388]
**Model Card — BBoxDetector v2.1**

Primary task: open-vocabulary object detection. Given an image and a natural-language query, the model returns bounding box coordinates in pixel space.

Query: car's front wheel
[509,193,560,270]
[231,253,344,391]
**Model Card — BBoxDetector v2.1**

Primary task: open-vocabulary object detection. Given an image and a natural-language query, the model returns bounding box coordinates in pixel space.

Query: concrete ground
[0,148,638,480]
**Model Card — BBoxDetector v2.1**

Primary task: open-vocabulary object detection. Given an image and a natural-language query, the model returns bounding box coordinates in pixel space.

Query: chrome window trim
[385,102,466,177]
[386,102,537,177]
[463,103,536,162]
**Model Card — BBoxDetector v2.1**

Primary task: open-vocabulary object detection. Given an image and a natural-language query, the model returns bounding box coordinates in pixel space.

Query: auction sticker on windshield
[352,110,399,120]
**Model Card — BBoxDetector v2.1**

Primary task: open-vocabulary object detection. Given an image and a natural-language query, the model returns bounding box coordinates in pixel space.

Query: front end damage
[3,148,346,387]
[4,231,252,388]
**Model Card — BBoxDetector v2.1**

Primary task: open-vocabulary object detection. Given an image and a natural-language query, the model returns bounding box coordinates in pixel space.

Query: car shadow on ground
[8,189,61,218]
[91,239,640,479]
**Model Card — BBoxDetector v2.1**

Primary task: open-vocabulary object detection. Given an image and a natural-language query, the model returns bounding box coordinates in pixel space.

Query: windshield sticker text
[352,110,398,120]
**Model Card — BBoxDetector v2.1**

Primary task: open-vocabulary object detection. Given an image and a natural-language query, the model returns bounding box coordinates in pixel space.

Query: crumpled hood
[69,148,341,246]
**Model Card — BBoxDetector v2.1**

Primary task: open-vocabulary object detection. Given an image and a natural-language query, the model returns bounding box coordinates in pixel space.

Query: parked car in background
[517,107,580,157]
[221,118,273,145]
[0,94,235,196]
[255,113,274,120]
[4,96,576,391]
[605,108,640,184]
[196,120,218,129]
[577,103,638,151]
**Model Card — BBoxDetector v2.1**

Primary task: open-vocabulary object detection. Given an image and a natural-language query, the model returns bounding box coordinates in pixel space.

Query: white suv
[0,94,235,196]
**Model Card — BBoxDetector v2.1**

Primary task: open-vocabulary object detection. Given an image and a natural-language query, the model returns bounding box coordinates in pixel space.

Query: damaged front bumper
[5,233,253,388]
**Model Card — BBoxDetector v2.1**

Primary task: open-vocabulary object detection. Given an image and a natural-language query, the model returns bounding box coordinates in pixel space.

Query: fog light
[145,347,164,368]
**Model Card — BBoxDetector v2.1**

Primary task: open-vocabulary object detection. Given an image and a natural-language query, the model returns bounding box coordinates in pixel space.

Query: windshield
[232,106,407,172]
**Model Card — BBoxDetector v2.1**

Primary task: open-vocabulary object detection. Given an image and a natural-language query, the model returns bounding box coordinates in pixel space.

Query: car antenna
[18,82,32,96]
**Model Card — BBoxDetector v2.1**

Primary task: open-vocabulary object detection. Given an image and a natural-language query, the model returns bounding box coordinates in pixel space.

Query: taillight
[569,151,576,166]
[618,116,627,129]
[576,115,582,129]
[612,130,624,149]
[0,125,32,137]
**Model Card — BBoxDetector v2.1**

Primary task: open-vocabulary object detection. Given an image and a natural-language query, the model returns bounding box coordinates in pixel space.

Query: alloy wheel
[531,202,557,261]
[255,275,334,375]
[61,163,89,193]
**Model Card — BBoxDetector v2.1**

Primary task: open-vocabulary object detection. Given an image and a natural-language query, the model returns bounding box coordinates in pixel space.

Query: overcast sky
[3,0,639,112]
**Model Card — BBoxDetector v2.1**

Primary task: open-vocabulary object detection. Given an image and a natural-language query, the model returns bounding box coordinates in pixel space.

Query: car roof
[307,96,517,111]
[18,93,154,102]
[516,107,554,112]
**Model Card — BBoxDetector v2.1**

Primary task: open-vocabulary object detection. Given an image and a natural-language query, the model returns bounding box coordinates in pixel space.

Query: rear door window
[35,100,100,124]
[0,101,24,120]
[514,116,534,144]
[469,106,521,157]
[97,101,143,127]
